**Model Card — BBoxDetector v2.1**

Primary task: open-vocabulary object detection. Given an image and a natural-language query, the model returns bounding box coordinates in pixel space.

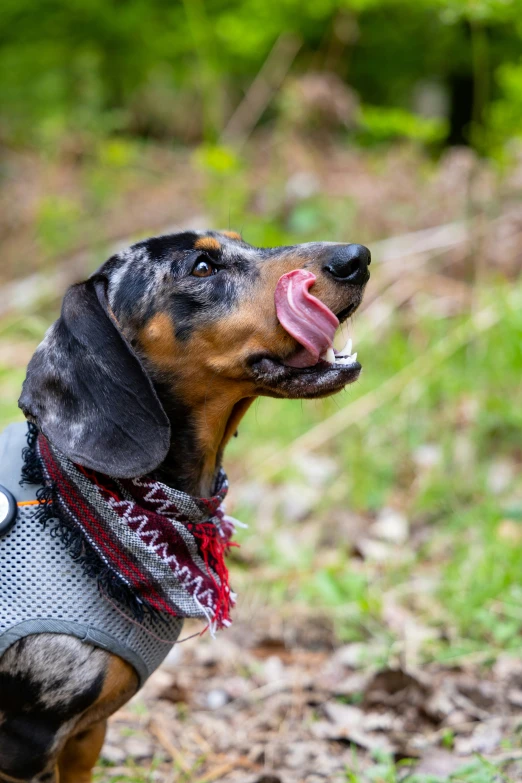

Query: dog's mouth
[250,269,362,399]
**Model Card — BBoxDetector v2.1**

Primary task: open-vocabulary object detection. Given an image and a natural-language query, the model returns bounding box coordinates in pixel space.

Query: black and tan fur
[0,230,370,782]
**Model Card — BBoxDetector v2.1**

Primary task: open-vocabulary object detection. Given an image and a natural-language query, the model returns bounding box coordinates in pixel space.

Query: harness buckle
[0,484,17,538]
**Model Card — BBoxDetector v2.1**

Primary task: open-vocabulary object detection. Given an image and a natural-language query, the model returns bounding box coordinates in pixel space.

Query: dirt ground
[97,609,522,782]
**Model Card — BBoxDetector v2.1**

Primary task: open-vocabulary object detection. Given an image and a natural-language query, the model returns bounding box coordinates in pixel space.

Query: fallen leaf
[312,720,397,753]
[455,719,503,754]
[364,667,429,709]
[323,701,364,727]
[414,749,469,777]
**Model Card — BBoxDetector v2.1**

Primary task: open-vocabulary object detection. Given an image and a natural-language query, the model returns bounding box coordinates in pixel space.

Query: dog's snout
[323,243,371,284]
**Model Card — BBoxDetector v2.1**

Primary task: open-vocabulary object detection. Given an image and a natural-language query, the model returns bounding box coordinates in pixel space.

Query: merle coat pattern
[1,230,370,782]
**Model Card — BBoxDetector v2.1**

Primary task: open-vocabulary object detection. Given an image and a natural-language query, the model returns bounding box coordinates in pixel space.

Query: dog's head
[20,231,370,480]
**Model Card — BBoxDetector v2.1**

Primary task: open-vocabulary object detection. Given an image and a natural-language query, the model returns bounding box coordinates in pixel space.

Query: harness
[0,423,184,684]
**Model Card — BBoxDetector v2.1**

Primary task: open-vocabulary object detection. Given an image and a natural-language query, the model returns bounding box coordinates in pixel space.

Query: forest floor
[95,611,522,783]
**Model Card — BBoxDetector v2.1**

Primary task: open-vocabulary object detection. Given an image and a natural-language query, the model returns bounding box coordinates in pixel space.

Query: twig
[374,220,469,263]
[221,33,302,145]
[484,750,522,763]
[149,718,191,773]
[224,678,290,707]
[191,729,213,754]
[193,757,254,783]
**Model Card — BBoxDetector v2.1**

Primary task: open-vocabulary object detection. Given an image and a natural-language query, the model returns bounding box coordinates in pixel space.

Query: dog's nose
[323,244,371,284]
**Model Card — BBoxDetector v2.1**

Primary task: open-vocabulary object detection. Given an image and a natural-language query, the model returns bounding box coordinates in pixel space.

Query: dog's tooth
[335,352,359,366]
[325,347,335,364]
[340,337,352,356]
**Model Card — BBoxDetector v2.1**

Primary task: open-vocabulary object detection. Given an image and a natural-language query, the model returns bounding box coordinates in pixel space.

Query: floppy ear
[19,276,171,478]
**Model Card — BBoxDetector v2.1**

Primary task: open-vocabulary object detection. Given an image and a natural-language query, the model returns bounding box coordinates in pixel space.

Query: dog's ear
[19,276,171,478]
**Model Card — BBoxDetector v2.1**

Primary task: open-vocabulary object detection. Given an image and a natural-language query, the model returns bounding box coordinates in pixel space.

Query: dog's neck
[153,382,254,496]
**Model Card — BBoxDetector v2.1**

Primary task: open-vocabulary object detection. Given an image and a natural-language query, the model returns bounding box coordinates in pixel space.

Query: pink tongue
[275,269,339,368]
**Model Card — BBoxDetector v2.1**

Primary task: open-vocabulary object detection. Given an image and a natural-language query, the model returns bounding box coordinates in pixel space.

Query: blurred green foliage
[1,0,522,156]
[357,106,448,145]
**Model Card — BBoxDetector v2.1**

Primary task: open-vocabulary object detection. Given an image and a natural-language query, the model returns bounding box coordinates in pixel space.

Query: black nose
[324,244,371,284]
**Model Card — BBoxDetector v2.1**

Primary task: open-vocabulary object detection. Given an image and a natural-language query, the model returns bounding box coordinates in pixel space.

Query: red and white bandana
[23,425,238,632]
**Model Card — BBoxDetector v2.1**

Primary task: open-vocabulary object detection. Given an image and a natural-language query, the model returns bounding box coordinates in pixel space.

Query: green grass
[0,313,53,430]
[344,751,515,783]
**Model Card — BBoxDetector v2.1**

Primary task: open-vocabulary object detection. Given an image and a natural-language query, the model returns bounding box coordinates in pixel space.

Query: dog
[0,230,370,782]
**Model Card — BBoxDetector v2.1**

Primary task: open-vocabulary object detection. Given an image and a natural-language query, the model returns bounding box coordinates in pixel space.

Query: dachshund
[0,230,370,782]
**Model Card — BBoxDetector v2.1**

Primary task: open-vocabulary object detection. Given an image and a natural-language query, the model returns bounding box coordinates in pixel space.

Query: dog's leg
[0,635,103,781]
[55,653,138,782]
[0,635,138,783]
[57,720,107,783]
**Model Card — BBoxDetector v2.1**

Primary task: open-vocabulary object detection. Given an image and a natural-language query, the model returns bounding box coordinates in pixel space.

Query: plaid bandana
[21,424,238,632]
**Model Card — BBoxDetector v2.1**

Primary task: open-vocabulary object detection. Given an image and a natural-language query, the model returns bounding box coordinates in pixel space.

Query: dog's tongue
[275,269,339,368]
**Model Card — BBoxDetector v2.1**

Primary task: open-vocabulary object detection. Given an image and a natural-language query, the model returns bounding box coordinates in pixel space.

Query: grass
[344,751,515,783]
[0,313,52,430]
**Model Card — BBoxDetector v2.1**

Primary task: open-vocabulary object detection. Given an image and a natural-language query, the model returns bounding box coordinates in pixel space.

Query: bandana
[21,424,238,632]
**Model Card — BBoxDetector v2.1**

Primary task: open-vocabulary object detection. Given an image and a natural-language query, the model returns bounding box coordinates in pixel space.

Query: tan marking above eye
[221,231,242,241]
[194,236,221,251]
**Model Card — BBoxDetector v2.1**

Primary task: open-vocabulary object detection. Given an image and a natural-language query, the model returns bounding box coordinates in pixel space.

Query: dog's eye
[191,257,216,278]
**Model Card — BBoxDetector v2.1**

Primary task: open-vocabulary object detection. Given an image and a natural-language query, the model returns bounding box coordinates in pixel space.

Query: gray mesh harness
[0,422,183,684]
